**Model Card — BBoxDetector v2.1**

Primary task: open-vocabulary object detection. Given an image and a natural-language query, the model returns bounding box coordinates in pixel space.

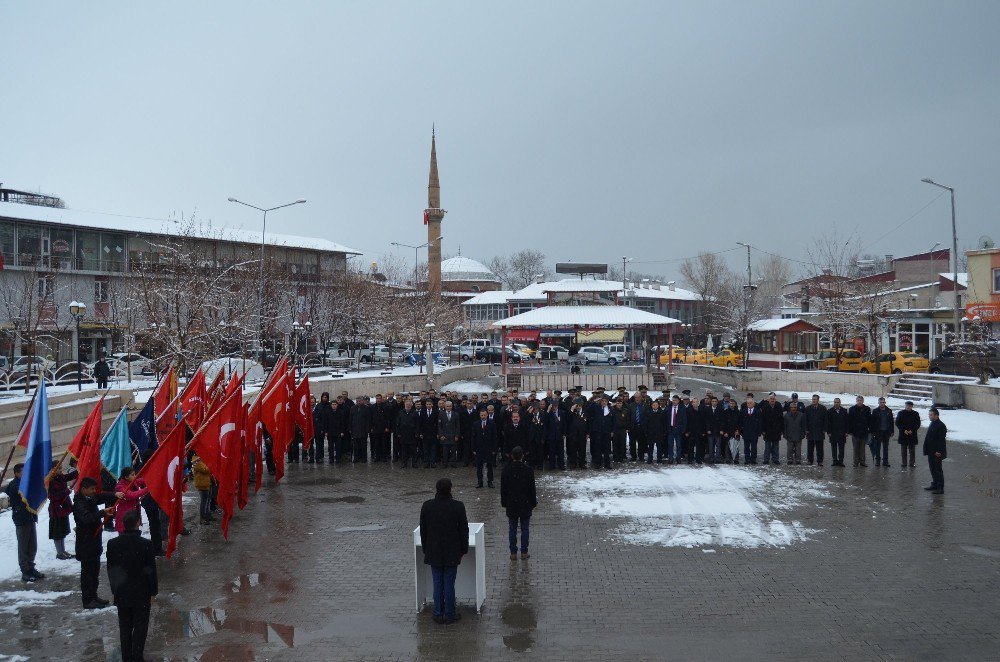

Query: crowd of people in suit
[295,384,949,493]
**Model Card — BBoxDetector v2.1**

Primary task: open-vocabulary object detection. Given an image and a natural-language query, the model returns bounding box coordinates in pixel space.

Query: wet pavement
[3,379,1000,661]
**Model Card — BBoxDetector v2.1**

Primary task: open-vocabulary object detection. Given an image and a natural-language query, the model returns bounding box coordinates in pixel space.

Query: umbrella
[729,434,741,461]
[706,334,714,353]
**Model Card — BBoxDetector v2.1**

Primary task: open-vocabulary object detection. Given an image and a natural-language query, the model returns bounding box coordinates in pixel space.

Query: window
[100,233,126,271]
[77,231,100,270]
[95,279,109,303]
[17,225,43,267]
[0,222,14,265]
[993,268,1000,293]
[36,276,54,300]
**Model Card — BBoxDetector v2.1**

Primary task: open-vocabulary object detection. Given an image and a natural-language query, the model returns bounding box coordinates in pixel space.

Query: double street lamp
[920,178,961,341]
[68,301,87,391]
[392,236,444,291]
[227,197,307,359]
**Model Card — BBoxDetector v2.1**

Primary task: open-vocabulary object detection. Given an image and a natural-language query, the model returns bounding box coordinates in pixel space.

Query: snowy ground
[548,465,829,549]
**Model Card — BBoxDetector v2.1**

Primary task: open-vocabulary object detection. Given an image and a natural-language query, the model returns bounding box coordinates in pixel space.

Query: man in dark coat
[701,396,725,464]
[737,394,763,465]
[311,392,334,463]
[5,464,44,582]
[420,399,440,468]
[611,400,630,464]
[682,394,704,464]
[923,408,947,494]
[501,446,538,560]
[626,391,648,461]
[804,394,827,466]
[545,402,567,470]
[826,397,850,467]
[94,355,111,389]
[527,403,547,469]
[106,509,158,662]
[503,411,530,464]
[847,396,872,467]
[419,478,469,624]
[895,400,921,468]
[459,398,479,466]
[642,399,668,464]
[566,404,589,469]
[350,396,372,463]
[588,397,614,469]
[395,399,421,468]
[666,395,687,464]
[760,393,784,465]
[438,400,461,468]
[472,409,498,487]
[369,394,391,462]
[74,476,121,608]
[871,397,895,467]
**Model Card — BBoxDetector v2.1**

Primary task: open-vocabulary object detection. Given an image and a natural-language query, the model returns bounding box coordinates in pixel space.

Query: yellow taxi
[511,343,536,357]
[656,347,687,364]
[816,349,864,372]
[709,349,744,368]
[683,349,714,365]
[858,351,929,374]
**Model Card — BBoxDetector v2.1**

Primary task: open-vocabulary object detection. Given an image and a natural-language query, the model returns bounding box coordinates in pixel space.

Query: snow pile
[550,465,830,549]
[0,590,73,613]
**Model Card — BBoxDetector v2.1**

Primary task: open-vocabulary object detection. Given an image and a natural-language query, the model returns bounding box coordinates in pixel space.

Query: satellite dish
[979,235,995,249]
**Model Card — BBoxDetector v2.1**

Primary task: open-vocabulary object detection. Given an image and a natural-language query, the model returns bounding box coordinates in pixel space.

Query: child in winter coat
[46,459,79,559]
[113,467,149,533]
[192,456,213,524]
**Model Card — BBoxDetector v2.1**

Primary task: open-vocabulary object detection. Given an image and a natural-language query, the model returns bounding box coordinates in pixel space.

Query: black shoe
[95,597,110,607]
[56,552,74,560]
[433,615,445,625]
[488,482,495,488]
[924,485,936,491]
[29,569,45,580]
[83,600,104,609]
[181,528,192,536]
[476,483,483,488]
[883,464,891,468]
[423,463,430,469]
[22,574,36,583]
[445,613,462,624]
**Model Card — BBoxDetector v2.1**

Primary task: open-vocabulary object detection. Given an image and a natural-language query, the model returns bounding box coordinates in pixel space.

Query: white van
[458,339,491,361]
[604,344,632,363]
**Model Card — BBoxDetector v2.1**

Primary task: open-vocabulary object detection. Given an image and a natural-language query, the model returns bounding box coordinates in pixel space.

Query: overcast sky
[2,1,998,282]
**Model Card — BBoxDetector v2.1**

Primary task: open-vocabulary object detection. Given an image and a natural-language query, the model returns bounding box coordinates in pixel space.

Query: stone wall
[309,364,493,398]
[669,364,900,398]
[961,383,1000,415]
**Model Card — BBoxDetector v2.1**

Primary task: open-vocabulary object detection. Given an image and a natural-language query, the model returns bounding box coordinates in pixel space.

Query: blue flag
[100,408,133,479]
[19,381,52,514]
[128,397,158,455]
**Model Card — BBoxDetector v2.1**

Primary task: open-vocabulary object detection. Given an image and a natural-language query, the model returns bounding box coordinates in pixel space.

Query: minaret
[426,127,445,299]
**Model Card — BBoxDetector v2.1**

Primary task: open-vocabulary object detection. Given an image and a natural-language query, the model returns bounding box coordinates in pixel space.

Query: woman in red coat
[113,467,149,534]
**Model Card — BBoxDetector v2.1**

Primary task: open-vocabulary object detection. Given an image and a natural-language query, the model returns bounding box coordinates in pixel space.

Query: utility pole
[736,242,756,369]
[921,179,961,342]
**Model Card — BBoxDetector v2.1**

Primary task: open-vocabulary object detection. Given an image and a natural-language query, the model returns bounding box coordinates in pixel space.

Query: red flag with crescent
[294,374,314,451]
[139,421,186,558]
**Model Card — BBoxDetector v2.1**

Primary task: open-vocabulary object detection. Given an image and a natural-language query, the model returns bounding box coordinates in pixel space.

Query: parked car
[571,346,615,365]
[438,344,464,361]
[475,347,522,364]
[604,344,632,363]
[709,349,745,368]
[930,343,1000,379]
[682,349,714,365]
[655,347,687,364]
[359,344,407,364]
[406,351,448,367]
[458,339,492,361]
[105,352,152,375]
[816,349,863,372]
[858,351,929,374]
[536,344,569,361]
[511,343,536,357]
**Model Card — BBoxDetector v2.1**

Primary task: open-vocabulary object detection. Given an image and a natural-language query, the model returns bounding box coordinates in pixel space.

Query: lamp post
[392,235,444,291]
[736,242,756,369]
[292,321,303,379]
[424,322,435,378]
[69,301,87,391]
[227,197,306,361]
[920,179,961,342]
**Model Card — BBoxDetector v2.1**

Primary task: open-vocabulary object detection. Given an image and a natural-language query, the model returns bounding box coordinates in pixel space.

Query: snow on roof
[493,305,681,328]
[0,201,362,255]
[846,282,939,301]
[542,279,621,293]
[508,278,700,302]
[747,318,812,331]
[462,290,514,305]
[440,256,500,282]
[938,272,969,287]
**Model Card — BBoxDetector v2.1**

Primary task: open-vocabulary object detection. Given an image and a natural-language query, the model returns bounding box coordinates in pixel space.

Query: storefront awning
[505,329,540,343]
[576,328,624,343]
[539,328,575,338]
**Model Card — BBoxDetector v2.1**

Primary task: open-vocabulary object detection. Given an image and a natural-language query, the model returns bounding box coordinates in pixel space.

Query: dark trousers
[80,557,101,604]
[830,437,846,464]
[631,429,646,461]
[592,433,611,467]
[647,435,665,462]
[287,437,301,462]
[928,455,944,489]
[548,437,565,469]
[612,430,627,462]
[97,377,109,389]
[400,443,418,468]
[264,440,276,474]
[743,435,759,463]
[706,435,722,462]
[901,444,916,466]
[142,503,162,552]
[807,438,825,464]
[508,515,530,554]
[371,433,389,461]
[874,433,891,464]
[422,437,437,466]
[440,443,457,466]
[199,490,212,519]
[762,437,780,463]
[352,436,368,462]
[567,434,586,467]
[15,524,37,575]
[311,432,329,460]
[851,434,868,466]
[117,602,151,662]
[431,565,458,619]
[461,438,474,465]
[476,456,494,485]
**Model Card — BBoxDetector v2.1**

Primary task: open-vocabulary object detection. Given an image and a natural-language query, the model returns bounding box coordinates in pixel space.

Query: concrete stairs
[889,373,977,402]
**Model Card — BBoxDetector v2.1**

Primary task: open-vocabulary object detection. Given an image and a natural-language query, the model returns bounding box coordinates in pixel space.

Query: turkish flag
[206,368,226,403]
[423,209,429,225]
[152,366,177,431]
[68,397,104,492]
[15,411,34,449]
[294,374,314,451]
[261,370,293,483]
[211,391,243,540]
[181,369,208,431]
[189,389,241,483]
[139,421,186,558]
[237,402,250,510]
[246,399,264,493]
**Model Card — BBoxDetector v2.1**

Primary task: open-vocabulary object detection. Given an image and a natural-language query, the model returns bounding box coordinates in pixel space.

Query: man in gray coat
[783,402,807,465]
[438,400,461,468]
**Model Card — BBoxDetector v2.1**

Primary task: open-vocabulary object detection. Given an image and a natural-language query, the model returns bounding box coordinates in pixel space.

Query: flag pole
[0,385,40,486]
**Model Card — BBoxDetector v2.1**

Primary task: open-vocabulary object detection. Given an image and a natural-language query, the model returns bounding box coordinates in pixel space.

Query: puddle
[335,524,387,533]
[317,495,365,504]
[961,545,1000,559]
[181,607,296,648]
[224,572,294,602]
[503,632,534,653]
[501,603,537,652]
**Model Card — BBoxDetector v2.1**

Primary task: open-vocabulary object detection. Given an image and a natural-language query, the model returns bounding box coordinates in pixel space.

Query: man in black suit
[923,408,947,494]
[503,411,529,465]
[107,509,158,662]
[472,409,498,488]
[737,394,763,465]
[501,446,538,561]
[419,479,469,625]
[74,476,121,609]
[826,397,849,467]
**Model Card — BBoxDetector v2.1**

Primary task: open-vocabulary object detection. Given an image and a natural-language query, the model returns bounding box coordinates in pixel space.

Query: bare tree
[678,252,736,334]
[488,250,549,290]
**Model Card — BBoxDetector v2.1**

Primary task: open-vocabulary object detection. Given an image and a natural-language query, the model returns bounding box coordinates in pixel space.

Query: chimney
[641,278,650,289]
[884,254,893,265]
[652,280,661,290]
[535,274,544,284]
[667,280,676,291]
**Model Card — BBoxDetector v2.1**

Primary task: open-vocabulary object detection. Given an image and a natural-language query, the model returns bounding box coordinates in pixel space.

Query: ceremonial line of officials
[294,385,948,491]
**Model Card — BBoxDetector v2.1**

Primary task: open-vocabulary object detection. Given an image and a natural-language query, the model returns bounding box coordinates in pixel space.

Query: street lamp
[292,321,303,378]
[920,179,961,341]
[69,301,87,391]
[227,197,307,360]
[423,322,436,377]
[392,235,444,291]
